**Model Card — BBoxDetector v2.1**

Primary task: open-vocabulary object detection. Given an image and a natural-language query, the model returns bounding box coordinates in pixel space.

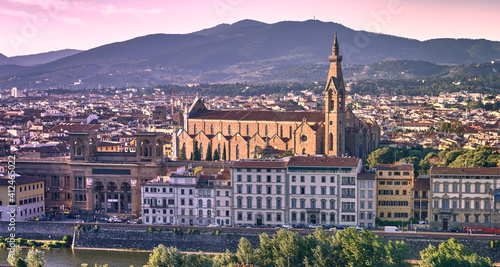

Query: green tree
[178,143,186,160]
[213,149,220,161]
[384,240,411,267]
[25,248,45,267]
[450,121,464,135]
[222,143,227,161]
[419,238,493,267]
[272,229,302,267]
[212,249,238,267]
[15,259,27,267]
[437,122,451,133]
[280,148,294,158]
[145,244,183,267]
[8,245,22,266]
[192,140,201,161]
[236,237,256,265]
[205,143,212,161]
[366,147,396,168]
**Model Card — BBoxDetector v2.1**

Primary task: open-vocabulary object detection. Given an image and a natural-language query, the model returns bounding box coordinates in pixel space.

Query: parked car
[308,223,318,229]
[240,224,252,228]
[448,227,460,232]
[384,226,402,232]
[208,223,220,227]
[282,224,294,229]
[294,224,306,229]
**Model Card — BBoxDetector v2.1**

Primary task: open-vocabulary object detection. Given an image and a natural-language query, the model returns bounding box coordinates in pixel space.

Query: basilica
[174,34,380,161]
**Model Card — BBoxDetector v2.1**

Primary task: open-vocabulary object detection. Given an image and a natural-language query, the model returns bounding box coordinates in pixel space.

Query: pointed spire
[333,32,339,56]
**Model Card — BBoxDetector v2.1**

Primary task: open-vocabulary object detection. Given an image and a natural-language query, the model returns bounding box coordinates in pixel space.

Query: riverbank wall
[2,222,500,262]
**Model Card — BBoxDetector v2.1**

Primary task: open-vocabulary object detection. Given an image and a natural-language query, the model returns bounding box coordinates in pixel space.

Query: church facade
[174,34,380,161]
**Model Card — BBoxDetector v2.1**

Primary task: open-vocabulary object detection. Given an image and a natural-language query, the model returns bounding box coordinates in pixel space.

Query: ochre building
[174,34,380,161]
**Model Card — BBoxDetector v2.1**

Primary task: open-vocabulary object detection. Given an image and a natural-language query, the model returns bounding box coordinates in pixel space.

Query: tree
[8,245,22,266]
[205,143,212,161]
[236,237,256,265]
[193,140,200,161]
[213,149,220,161]
[178,143,186,160]
[437,122,451,133]
[280,148,294,158]
[190,152,195,161]
[212,249,238,267]
[25,248,45,267]
[15,259,27,267]
[366,147,396,169]
[145,244,183,267]
[222,143,227,161]
[419,238,493,267]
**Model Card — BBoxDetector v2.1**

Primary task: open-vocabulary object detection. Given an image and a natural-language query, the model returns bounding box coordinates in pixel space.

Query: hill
[0,19,499,89]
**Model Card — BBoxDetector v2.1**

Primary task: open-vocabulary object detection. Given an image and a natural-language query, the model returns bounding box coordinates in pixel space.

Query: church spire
[333,32,339,56]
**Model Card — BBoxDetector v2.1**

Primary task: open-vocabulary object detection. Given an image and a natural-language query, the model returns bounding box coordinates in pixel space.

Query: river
[0,248,150,267]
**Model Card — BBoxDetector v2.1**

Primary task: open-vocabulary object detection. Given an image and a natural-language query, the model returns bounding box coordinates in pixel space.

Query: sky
[0,0,499,57]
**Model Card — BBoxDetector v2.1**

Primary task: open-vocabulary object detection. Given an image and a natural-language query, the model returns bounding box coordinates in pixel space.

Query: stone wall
[0,221,75,240]
[74,226,261,253]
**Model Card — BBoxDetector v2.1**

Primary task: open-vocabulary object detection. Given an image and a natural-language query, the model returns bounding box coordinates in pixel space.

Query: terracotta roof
[377,163,413,171]
[0,176,44,186]
[49,123,102,132]
[189,110,324,122]
[430,167,500,175]
[412,178,430,190]
[357,173,376,180]
[287,156,359,167]
[232,160,288,168]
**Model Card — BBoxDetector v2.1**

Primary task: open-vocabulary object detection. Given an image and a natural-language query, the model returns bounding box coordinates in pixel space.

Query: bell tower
[325,33,346,156]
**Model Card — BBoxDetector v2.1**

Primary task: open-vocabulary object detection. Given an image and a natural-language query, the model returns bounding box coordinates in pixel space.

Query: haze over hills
[0,19,499,89]
[0,49,81,66]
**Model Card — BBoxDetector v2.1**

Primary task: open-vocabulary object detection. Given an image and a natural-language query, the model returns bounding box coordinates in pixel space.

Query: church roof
[189,110,324,122]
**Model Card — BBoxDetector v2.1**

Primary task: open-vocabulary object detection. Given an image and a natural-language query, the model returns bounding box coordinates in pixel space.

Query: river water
[0,248,150,267]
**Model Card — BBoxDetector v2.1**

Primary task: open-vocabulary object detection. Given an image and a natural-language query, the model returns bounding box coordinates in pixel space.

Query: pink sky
[0,0,498,57]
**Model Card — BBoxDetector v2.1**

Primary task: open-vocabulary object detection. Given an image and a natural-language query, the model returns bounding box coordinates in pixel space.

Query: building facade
[0,176,45,221]
[376,162,414,221]
[174,34,380,162]
[429,167,500,230]
[412,177,430,223]
[357,173,376,229]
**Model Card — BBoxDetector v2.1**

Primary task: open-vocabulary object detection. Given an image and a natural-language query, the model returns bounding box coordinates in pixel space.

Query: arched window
[358,144,363,158]
[265,125,268,136]
[338,132,342,152]
[218,144,221,154]
[310,199,316,209]
[199,210,203,216]
[194,124,197,134]
[207,210,211,216]
[280,126,283,137]
[211,124,214,134]
[77,147,82,156]
[143,148,149,157]
[329,133,333,151]
[199,199,203,207]
[207,199,211,207]
[289,126,293,138]
[228,125,231,135]
[246,124,250,136]
[236,145,240,159]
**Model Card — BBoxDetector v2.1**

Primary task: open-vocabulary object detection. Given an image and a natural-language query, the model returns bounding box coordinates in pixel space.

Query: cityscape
[1,0,500,266]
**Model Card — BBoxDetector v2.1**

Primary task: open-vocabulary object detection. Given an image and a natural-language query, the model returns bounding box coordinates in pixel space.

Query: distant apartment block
[0,176,45,221]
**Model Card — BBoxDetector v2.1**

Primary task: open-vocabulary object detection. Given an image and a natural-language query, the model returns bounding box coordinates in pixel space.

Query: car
[294,224,306,229]
[308,223,318,229]
[282,224,294,229]
[448,227,460,233]
[240,224,252,228]
[208,223,220,227]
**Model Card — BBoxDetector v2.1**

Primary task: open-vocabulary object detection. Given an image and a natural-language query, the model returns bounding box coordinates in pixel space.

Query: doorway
[310,214,317,224]
[256,214,263,226]
[442,218,448,230]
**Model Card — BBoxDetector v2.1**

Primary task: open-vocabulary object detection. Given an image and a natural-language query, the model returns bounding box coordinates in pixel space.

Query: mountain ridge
[0,19,499,89]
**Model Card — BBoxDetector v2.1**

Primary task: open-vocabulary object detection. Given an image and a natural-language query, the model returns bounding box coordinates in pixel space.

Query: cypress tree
[205,143,212,161]
[222,143,227,161]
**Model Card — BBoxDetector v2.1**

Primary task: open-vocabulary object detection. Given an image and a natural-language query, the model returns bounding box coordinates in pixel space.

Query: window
[330,186,335,195]
[247,185,252,194]
[387,181,393,185]
[321,187,326,195]
[330,200,335,209]
[434,200,439,208]
[237,175,242,182]
[300,199,306,209]
[257,185,262,194]
[452,201,457,209]
[368,181,373,188]
[257,175,261,182]
[330,213,335,223]
[330,176,335,183]
[267,198,272,209]
[311,176,315,183]
[474,214,480,222]
[360,201,365,209]
[321,200,326,209]
[247,212,252,221]
[276,198,282,209]
[237,212,243,220]
[237,198,242,208]
[321,176,326,183]
[266,186,272,194]
[237,185,242,194]
[291,186,296,194]
[276,213,282,222]
[368,190,373,198]
[342,177,355,185]
[292,176,296,182]
[434,184,439,192]
[379,181,385,185]
[276,186,282,194]
[247,175,252,182]
[368,201,373,209]
[300,176,305,182]
[267,213,272,221]
[475,184,481,193]
[267,176,272,183]
[475,201,480,209]
[443,184,448,193]
[300,187,306,194]
[465,201,470,209]
[291,199,297,208]
[310,199,316,209]
[465,184,471,193]
[277,175,281,183]
[465,214,469,222]
[360,181,365,188]
[257,198,262,208]
[310,186,316,195]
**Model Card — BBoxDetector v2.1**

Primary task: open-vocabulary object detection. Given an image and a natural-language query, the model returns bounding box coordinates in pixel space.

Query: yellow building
[1,176,45,221]
[97,141,121,152]
[376,162,414,221]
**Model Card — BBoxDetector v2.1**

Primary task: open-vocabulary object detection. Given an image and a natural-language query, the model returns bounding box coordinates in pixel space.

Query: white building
[231,159,288,226]
[357,173,376,229]
[11,87,18,98]
[214,170,232,226]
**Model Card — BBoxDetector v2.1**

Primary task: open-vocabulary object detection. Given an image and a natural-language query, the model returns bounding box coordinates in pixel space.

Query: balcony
[342,209,355,213]
[440,208,451,214]
[342,194,356,198]
[306,208,320,213]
